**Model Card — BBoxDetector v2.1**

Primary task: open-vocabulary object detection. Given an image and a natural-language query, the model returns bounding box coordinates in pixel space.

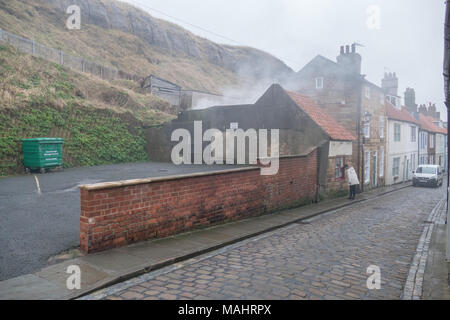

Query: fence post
[100,66,103,79]
[0,27,3,41]
[32,40,35,55]
[59,49,64,65]
[82,59,85,73]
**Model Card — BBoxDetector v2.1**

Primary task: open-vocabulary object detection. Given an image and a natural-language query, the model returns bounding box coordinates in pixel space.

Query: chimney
[336,43,362,74]
[404,87,417,113]
[381,72,398,96]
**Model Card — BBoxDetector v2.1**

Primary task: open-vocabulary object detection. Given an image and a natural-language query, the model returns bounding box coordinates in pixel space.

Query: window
[439,155,442,166]
[365,86,371,99]
[393,157,400,177]
[410,126,416,142]
[315,77,323,89]
[379,147,384,177]
[379,116,385,138]
[430,134,434,148]
[416,167,437,174]
[335,157,345,179]
[420,132,428,149]
[364,151,370,183]
[429,155,434,164]
[394,123,401,142]
[363,121,370,138]
[419,155,427,165]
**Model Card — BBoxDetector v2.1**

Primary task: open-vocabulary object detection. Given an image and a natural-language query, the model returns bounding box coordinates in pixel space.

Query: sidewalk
[422,203,450,300]
[0,182,411,300]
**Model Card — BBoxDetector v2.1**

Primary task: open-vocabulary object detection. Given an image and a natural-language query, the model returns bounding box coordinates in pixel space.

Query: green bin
[22,138,64,173]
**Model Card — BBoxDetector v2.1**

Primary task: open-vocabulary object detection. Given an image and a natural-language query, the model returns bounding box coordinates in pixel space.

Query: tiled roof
[385,102,419,124]
[419,114,447,134]
[286,91,356,141]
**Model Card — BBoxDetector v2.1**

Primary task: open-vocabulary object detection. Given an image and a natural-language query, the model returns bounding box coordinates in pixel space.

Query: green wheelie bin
[21,138,64,173]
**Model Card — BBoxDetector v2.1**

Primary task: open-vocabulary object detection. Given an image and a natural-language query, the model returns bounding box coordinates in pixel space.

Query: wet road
[0,162,244,280]
[95,184,445,300]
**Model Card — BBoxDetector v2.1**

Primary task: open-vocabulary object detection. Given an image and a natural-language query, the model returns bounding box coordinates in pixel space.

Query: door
[405,159,409,180]
[372,151,377,188]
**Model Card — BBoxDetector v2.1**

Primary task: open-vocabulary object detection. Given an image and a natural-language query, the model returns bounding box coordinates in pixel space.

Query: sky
[122,0,447,120]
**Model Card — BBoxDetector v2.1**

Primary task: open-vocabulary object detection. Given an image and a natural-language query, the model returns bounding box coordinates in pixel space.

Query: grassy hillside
[0,43,175,175]
[0,0,292,93]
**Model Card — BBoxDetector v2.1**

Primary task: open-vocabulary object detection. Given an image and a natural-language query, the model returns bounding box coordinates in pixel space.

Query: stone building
[291,44,387,190]
[145,84,355,198]
[142,74,224,110]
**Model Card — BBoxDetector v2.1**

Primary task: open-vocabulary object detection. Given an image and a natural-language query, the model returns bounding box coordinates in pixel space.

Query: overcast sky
[123,0,446,120]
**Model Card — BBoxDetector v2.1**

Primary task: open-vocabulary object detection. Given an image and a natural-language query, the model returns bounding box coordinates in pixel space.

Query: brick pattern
[80,150,318,253]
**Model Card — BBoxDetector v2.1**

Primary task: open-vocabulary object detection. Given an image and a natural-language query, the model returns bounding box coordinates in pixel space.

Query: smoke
[191,60,297,109]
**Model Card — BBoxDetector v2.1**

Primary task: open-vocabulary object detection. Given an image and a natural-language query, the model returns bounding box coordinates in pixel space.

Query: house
[418,114,442,166]
[145,84,355,197]
[385,101,419,185]
[291,44,387,191]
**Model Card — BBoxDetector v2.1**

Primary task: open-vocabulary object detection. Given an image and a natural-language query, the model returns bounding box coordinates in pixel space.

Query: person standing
[344,164,360,200]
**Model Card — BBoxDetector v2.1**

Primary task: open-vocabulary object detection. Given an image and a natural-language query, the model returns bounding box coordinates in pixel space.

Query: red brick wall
[80,149,318,253]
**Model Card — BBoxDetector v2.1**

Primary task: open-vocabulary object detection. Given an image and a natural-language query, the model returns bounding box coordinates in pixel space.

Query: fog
[123,0,446,119]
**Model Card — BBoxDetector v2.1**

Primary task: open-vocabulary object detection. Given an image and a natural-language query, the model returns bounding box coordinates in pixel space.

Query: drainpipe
[444,0,450,262]
[356,75,364,192]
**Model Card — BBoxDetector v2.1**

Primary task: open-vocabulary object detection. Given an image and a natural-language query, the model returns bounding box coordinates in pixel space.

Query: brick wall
[80,150,318,253]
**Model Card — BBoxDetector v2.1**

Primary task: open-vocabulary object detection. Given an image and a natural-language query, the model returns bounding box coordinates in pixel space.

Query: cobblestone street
[91,185,445,300]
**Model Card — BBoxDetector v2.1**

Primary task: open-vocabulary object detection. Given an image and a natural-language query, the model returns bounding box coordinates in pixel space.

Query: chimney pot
[345,45,350,53]
[351,43,355,53]
[340,46,344,54]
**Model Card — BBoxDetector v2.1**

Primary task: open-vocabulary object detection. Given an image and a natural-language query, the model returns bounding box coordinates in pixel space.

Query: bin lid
[21,138,64,143]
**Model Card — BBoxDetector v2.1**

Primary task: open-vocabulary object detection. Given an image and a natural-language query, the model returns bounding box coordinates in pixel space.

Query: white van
[412,164,443,188]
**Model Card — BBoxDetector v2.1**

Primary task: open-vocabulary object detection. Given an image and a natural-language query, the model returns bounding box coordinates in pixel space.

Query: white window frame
[379,116,385,138]
[430,134,434,148]
[393,157,400,177]
[394,123,401,142]
[364,151,370,183]
[315,77,323,89]
[335,157,345,180]
[410,126,416,142]
[420,132,428,149]
[363,121,370,138]
[365,86,371,99]
[379,147,384,177]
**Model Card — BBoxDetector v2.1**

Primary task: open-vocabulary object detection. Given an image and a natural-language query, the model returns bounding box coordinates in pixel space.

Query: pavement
[0,180,413,300]
[0,162,247,280]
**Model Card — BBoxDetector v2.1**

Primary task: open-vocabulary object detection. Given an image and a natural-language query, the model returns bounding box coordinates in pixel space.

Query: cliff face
[25,0,293,86]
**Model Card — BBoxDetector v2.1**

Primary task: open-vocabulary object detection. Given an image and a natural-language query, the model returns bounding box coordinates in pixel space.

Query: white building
[385,102,419,185]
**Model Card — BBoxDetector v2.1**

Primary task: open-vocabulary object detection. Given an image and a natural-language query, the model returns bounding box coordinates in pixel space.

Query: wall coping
[78,166,259,191]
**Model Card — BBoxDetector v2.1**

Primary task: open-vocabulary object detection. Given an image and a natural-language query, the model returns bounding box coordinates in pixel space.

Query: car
[412,164,443,187]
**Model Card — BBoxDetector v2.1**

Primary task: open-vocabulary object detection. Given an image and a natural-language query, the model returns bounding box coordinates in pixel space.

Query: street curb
[71,183,412,300]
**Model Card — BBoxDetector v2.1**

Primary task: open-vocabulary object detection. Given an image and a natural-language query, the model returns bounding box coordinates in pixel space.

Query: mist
[124,0,446,119]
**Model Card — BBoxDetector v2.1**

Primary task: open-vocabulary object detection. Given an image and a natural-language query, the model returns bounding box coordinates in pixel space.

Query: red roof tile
[286,91,355,141]
[386,102,419,125]
[419,114,447,134]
